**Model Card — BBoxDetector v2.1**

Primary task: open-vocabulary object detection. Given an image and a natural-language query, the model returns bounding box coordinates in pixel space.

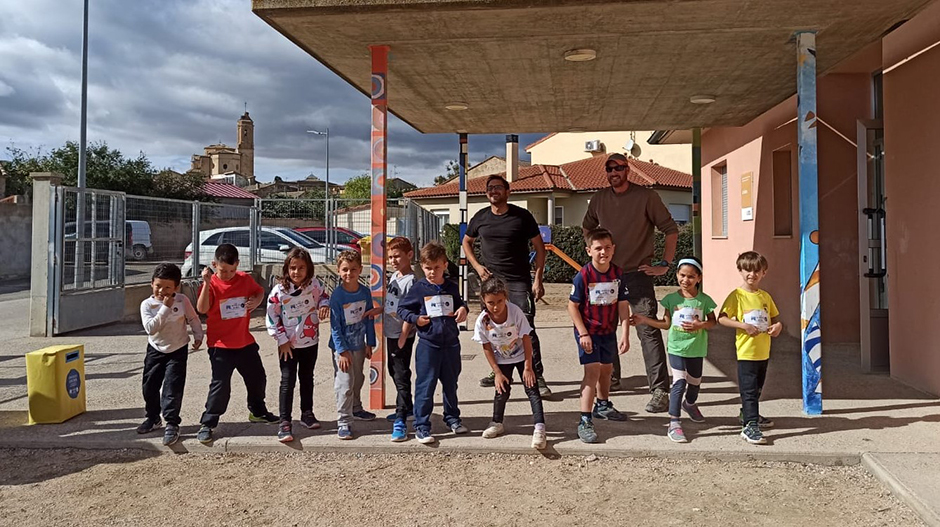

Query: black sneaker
[740,422,767,445]
[738,409,775,429]
[479,371,496,388]
[196,425,213,444]
[300,411,321,430]
[162,424,180,446]
[248,411,279,424]
[609,378,622,391]
[645,388,669,413]
[592,400,628,421]
[277,421,294,443]
[136,417,162,434]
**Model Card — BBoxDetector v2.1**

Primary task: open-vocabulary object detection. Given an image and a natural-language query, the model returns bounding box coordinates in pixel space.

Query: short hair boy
[717,251,783,445]
[139,263,203,445]
[195,243,277,444]
[329,250,381,440]
[397,242,469,444]
[385,237,417,441]
[567,228,631,444]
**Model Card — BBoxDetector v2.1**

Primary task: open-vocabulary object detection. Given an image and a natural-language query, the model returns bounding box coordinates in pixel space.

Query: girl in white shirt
[266,248,330,442]
[472,277,546,449]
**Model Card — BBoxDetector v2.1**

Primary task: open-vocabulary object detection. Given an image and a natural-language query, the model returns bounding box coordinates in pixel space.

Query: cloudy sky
[0,0,543,186]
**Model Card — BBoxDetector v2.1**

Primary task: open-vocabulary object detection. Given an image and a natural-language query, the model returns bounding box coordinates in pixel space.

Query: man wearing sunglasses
[582,153,678,413]
[463,174,552,397]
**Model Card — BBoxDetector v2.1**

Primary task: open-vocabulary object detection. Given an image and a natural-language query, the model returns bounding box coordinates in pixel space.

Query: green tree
[434,159,459,186]
[341,174,372,205]
[152,169,208,201]
[5,141,155,196]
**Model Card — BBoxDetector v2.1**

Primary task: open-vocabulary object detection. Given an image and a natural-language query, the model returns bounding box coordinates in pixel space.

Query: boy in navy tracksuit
[397,242,469,444]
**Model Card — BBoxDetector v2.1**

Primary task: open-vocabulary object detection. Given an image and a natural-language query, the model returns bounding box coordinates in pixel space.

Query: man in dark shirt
[582,153,678,413]
[462,174,551,397]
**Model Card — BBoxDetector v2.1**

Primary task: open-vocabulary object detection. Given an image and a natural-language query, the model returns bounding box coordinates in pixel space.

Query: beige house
[405,153,692,227]
[526,131,692,173]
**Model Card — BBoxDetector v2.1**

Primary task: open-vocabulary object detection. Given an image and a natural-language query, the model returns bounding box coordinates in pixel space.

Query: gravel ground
[0,448,922,527]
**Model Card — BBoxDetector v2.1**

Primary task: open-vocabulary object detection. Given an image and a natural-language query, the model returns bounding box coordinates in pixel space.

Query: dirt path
[0,449,920,526]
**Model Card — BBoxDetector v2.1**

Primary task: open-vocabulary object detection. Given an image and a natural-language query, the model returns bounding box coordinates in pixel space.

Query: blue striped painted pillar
[458,133,469,303]
[797,31,822,415]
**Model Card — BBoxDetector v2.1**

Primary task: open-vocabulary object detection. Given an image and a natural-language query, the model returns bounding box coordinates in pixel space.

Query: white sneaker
[482,422,504,438]
[531,427,547,450]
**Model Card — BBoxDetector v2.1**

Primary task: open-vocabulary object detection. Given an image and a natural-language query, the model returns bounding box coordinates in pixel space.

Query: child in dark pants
[718,251,784,445]
[196,243,278,444]
[473,277,546,449]
[139,263,203,446]
[567,228,632,444]
[384,237,417,442]
[266,248,330,442]
[397,242,469,445]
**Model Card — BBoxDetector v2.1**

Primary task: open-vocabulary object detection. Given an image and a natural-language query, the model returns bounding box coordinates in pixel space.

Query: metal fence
[123,195,443,285]
[60,187,126,291]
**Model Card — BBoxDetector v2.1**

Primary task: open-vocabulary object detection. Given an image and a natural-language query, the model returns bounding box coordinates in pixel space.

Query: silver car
[181,226,328,276]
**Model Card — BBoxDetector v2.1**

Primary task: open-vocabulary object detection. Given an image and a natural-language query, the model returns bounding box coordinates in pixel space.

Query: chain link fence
[123,195,443,286]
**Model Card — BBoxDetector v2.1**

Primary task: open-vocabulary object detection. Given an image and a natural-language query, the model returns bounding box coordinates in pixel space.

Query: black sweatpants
[278,344,318,422]
[612,271,669,393]
[387,336,415,420]
[200,342,270,428]
[142,344,188,426]
[491,361,545,425]
[738,359,769,425]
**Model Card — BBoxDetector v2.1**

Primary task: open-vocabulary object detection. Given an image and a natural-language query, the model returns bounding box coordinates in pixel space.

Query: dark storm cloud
[0,1,544,185]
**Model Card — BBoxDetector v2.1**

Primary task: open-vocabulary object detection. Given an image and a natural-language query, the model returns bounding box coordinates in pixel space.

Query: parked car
[63,220,133,263]
[294,226,363,252]
[127,220,153,261]
[181,226,328,276]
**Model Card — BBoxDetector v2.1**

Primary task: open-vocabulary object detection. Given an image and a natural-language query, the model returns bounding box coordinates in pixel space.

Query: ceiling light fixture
[564,49,597,62]
[690,94,716,104]
[445,102,469,111]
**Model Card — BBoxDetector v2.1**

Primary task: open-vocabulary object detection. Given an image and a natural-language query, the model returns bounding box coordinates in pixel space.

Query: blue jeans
[413,341,461,432]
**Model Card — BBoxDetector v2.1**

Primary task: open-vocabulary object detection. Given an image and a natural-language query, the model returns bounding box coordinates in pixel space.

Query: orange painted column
[368,45,389,410]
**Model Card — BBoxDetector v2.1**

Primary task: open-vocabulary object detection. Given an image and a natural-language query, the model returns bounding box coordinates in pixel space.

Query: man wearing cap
[463,174,552,398]
[582,153,678,413]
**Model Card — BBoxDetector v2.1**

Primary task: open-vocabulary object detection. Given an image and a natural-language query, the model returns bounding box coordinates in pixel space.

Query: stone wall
[0,202,32,280]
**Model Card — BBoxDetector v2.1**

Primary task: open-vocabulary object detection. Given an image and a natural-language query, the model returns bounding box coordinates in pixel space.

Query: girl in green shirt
[633,256,717,443]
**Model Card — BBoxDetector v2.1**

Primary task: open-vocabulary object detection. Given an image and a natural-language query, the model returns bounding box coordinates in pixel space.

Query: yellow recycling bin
[26,344,86,424]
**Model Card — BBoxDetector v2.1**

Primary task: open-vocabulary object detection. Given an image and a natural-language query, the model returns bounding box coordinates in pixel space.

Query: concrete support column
[547,194,555,225]
[368,44,389,410]
[691,127,702,259]
[505,134,519,183]
[797,31,823,415]
[458,133,469,305]
[29,172,63,337]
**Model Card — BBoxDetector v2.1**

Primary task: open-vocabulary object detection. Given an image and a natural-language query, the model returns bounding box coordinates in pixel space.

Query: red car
[294,226,363,252]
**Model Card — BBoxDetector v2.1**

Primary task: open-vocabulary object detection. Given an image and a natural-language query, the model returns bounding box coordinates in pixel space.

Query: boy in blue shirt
[397,242,469,444]
[329,250,381,440]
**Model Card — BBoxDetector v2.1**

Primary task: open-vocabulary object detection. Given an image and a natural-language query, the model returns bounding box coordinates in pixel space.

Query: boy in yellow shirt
[718,251,783,445]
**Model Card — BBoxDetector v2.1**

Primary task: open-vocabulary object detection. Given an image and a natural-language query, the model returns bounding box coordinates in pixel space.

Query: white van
[126,220,153,261]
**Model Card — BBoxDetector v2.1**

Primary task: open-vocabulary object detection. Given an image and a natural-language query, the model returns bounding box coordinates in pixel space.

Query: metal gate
[50,186,126,335]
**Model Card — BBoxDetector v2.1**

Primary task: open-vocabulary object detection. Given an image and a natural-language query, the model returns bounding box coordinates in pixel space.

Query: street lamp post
[307,129,331,260]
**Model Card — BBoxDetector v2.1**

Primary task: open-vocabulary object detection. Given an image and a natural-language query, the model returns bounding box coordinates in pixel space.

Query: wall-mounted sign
[741,171,754,221]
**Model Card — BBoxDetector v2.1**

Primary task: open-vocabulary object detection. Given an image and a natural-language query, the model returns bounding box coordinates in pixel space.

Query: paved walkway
[1,293,939,524]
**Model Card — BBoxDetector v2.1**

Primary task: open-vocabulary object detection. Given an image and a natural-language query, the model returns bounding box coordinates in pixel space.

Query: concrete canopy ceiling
[253,0,934,134]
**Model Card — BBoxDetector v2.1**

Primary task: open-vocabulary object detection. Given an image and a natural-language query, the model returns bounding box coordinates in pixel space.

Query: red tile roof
[404,156,690,199]
[203,182,259,199]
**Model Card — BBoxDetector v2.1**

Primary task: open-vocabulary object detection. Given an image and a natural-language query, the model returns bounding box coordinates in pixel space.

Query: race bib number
[424,295,454,317]
[343,301,367,325]
[743,309,770,332]
[166,297,184,322]
[588,281,619,306]
[672,306,704,329]
[284,297,312,318]
[220,297,247,320]
[488,324,520,359]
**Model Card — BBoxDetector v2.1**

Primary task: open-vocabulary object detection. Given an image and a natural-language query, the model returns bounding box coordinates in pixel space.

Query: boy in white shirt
[139,263,203,445]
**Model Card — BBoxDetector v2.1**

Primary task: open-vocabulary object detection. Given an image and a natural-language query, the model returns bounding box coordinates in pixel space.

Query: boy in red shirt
[196,243,277,443]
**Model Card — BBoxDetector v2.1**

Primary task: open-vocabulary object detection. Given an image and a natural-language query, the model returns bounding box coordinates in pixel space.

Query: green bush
[442,222,695,287]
